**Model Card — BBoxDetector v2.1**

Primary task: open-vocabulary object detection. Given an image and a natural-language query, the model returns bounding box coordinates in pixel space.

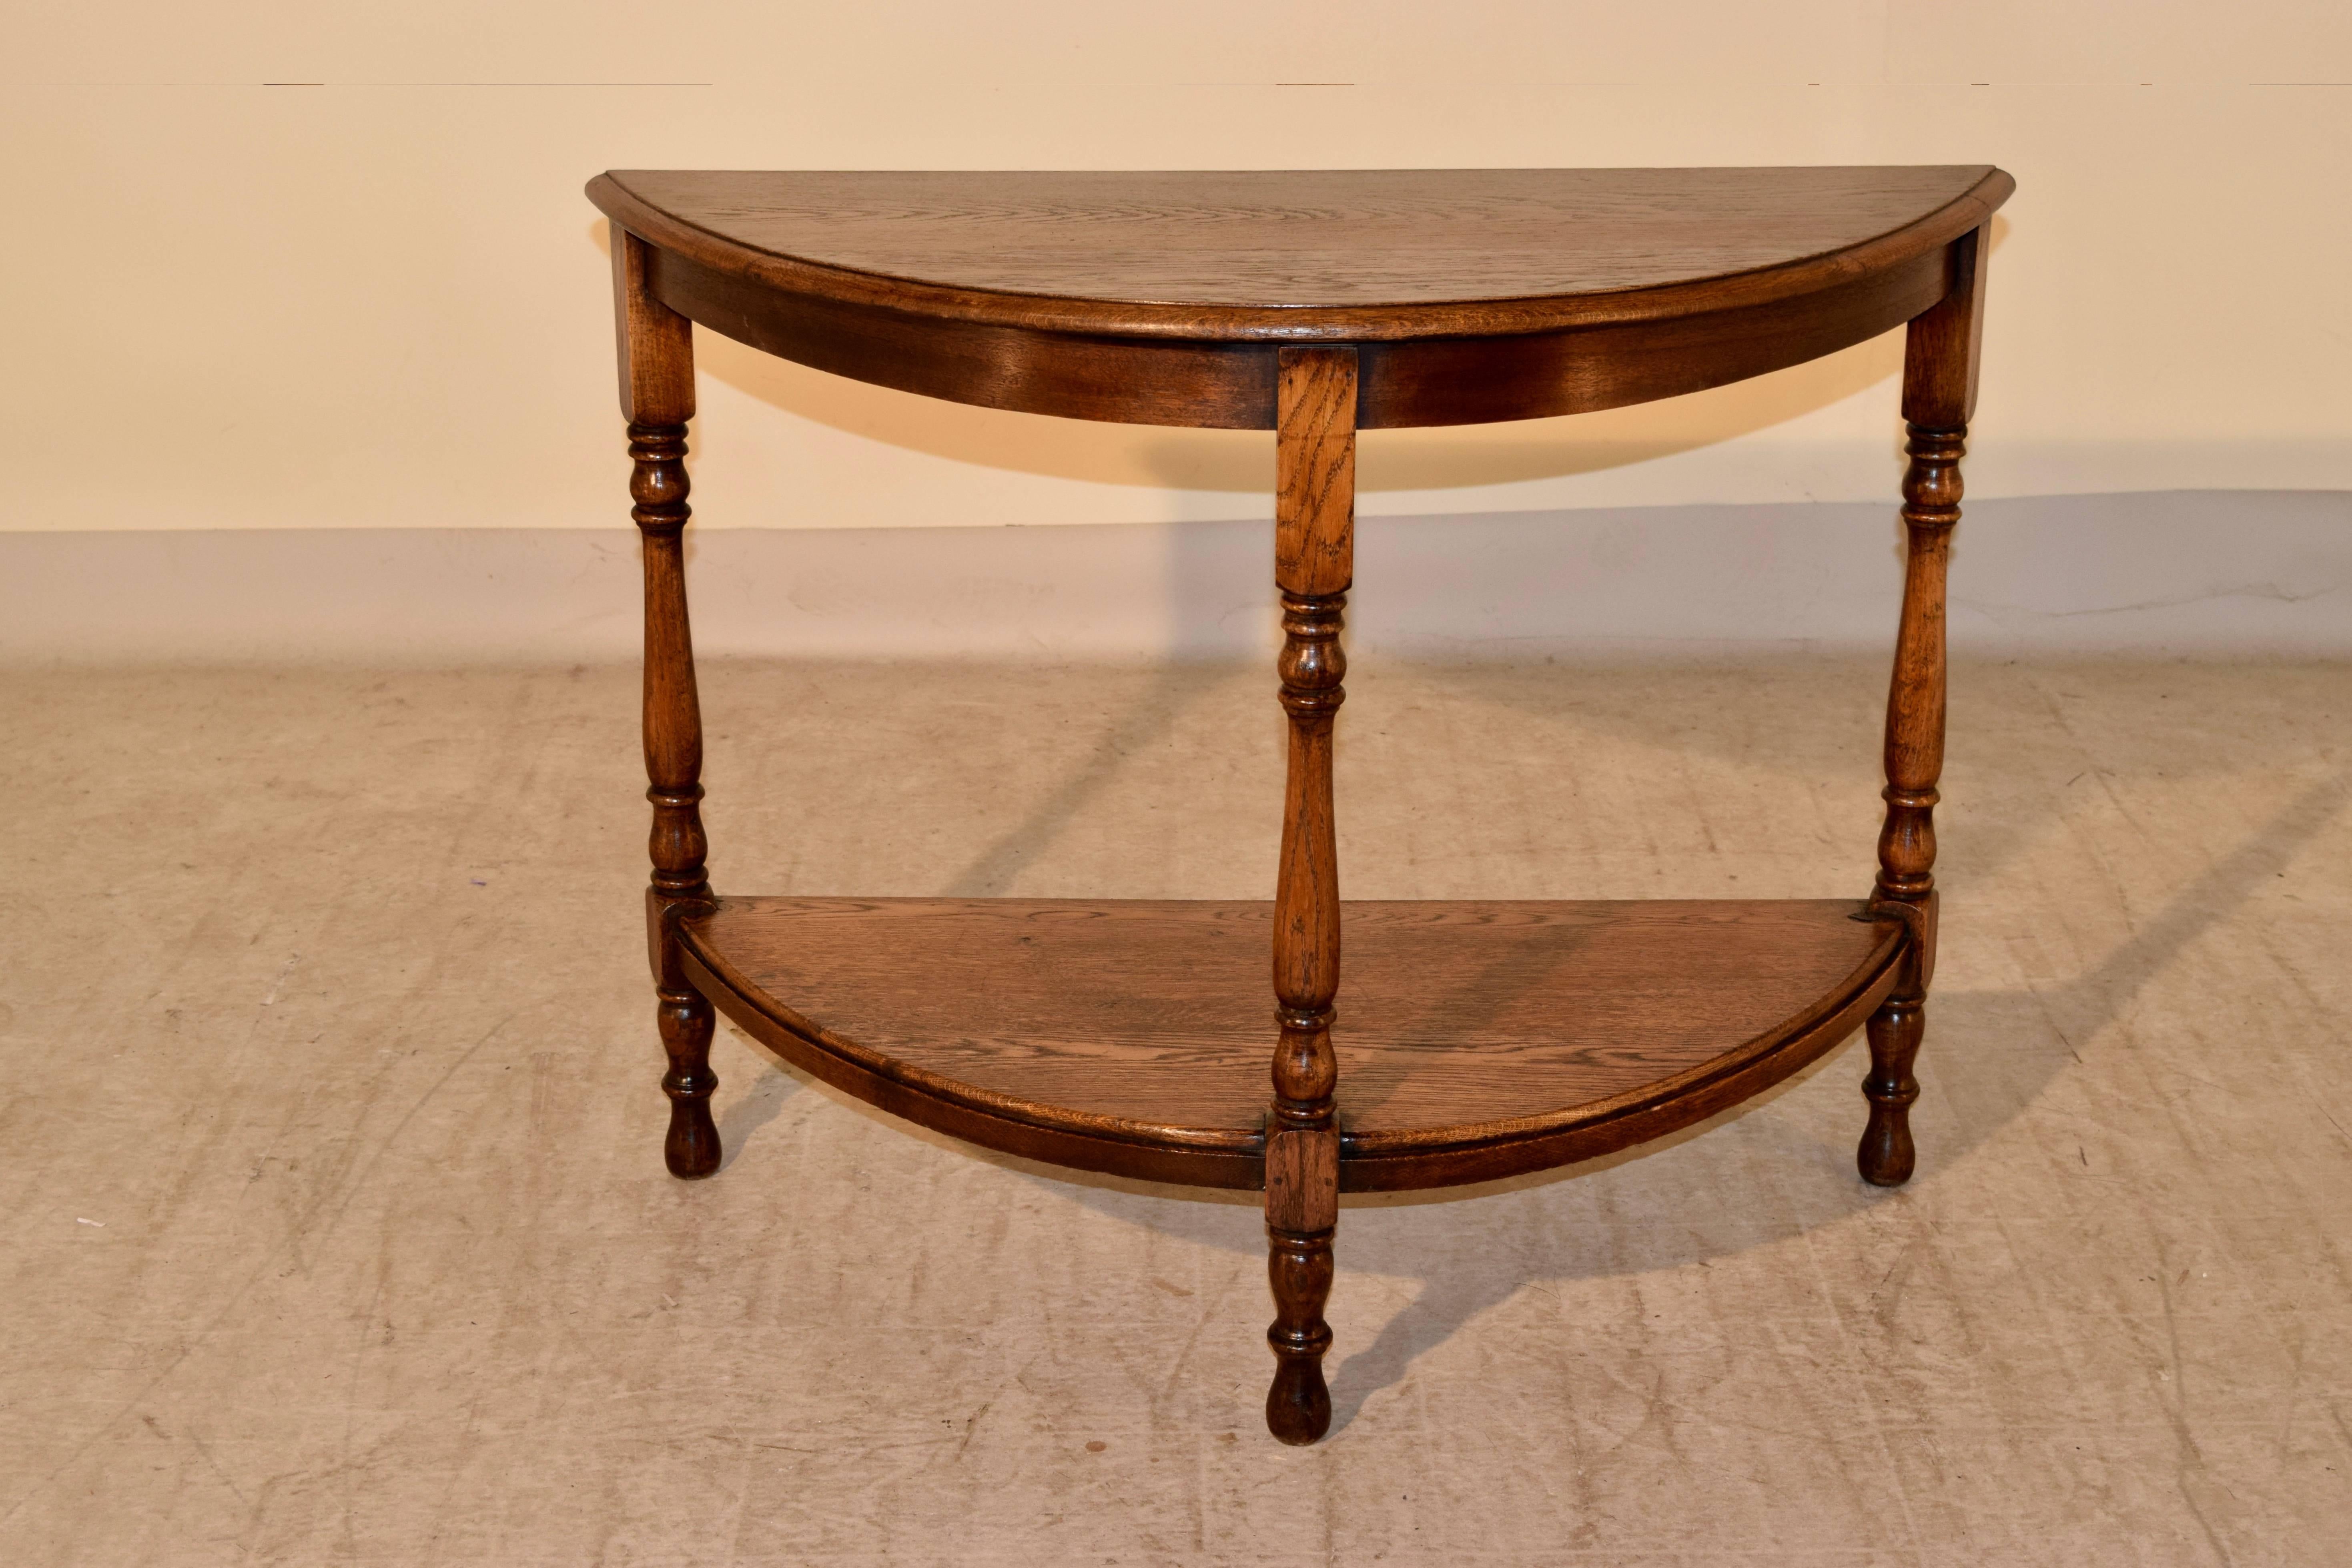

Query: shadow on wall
[689,327,1907,497]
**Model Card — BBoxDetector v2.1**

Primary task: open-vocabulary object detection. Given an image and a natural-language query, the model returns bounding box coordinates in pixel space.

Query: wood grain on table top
[591,166,2009,339]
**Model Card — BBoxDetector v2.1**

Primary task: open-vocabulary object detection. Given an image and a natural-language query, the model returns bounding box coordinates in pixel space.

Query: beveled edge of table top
[586,165,2013,345]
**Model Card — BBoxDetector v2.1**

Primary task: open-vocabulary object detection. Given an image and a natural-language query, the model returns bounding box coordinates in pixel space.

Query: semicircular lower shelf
[678,896,1906,1191]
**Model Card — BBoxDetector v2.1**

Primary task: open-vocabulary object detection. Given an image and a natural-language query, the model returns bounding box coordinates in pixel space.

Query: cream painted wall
[7,2,2350,534]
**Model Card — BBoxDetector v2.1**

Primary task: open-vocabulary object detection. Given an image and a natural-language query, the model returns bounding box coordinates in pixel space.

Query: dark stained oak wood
[593,167,2003,327]
[613,228,720,1180]
[1264,347,1355,1442]
[588,167,2012,429]
[1859,999,1927,1185]
[674,897,1911,1190]
[590,163,2015,1442]
[1273,348,1356,600]
[1264,1185,1336,1445]
[1860,224,1987,1186]
[1903,223,1991,429]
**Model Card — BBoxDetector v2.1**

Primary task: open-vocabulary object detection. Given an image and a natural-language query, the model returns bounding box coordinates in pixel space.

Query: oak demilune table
[586,166,2014,1444]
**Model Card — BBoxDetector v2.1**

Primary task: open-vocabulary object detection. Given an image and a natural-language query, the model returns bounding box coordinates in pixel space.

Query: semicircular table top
[589,165,2009,341]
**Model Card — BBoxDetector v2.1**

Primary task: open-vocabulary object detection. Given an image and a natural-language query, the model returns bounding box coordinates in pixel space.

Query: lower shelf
[678,896,1908,1192]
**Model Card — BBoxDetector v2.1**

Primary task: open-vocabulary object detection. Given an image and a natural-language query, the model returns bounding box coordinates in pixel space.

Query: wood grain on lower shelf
[678,897,1907,1192]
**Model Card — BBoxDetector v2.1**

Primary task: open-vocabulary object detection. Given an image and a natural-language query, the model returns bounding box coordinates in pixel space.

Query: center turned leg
[1264,345,1354,1444]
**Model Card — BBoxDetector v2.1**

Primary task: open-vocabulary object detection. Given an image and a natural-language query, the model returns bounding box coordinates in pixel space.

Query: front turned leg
[1270,1029,1345,1448]
[1263,345,1354,1444]
[1264,599,1345,1441]
[1858,992,1924,1186]
[1265,1129,1338,1443]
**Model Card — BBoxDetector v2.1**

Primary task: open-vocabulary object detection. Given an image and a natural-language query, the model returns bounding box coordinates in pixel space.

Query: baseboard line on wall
[3,491,2345,664]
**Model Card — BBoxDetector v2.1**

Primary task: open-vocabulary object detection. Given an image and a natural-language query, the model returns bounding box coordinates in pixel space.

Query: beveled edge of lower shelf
[678,935,1265,1189]
[1338,934,1905,1191]
[676,896,1911,1194]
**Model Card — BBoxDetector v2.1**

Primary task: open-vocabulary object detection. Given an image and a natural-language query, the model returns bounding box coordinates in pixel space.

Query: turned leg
[1859,995,1925,1185]
[1266,1132,1337,1442]
[613,225,720,1178]
[1861,225,1987,1187]
[1264,346,1353,1442]
[658,987,720,1175]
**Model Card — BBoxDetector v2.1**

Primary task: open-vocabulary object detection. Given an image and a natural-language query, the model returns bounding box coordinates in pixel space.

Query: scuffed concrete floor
[2,656,2348,1566]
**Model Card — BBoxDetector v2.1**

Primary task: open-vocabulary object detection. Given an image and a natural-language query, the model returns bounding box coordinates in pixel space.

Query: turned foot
[658,987,720,1178]
[1265,1222,1335,1444]
[1857,995,1923,1186]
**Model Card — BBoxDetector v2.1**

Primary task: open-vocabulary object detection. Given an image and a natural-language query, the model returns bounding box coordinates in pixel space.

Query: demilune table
[585,165,2014,1444]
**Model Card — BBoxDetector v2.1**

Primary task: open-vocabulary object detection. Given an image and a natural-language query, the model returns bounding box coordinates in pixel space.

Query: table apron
[644,239,1957,432]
